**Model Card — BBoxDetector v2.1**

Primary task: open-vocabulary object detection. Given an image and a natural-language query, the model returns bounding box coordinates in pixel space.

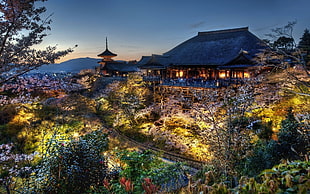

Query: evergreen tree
[298,29,310,66]
[274,36,295,51]
[277,107,307,160]
[242,108,308,177]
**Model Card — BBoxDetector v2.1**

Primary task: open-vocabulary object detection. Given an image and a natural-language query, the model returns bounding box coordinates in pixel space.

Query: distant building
[97,38,139,76]
[138,27,271,87]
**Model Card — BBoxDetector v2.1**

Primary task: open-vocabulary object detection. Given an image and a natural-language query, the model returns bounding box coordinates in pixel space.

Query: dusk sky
[38,0,310,62]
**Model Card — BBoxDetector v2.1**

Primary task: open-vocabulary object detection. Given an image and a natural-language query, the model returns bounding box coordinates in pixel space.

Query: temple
[97,28,271,87]
[137,27,271,87]
[97,38,138,76]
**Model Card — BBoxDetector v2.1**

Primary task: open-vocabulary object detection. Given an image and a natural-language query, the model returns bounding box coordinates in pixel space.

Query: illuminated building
[97,38,138,76]
[138,27,271,87]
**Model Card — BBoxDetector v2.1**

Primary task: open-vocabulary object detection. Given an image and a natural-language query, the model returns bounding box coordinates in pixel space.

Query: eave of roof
[105,62,139,72]
[98,49,117,57]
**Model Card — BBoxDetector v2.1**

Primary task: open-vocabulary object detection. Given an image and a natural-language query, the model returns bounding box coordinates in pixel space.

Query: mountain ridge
[31,57,100,73]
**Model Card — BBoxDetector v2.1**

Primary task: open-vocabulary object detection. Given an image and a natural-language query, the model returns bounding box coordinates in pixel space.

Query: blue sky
[38,0,310,62]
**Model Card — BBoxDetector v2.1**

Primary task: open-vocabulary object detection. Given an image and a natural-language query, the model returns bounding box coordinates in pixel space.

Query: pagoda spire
[106,37,108,50]
[97,37,117,62]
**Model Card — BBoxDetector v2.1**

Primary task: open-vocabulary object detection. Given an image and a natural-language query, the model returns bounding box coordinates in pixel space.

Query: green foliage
[277,107,308,160]
[240,107,308,177]
[0,93,104,154]
[23,130,109,194]
[236,160,310,194]
[0,104,18,125]
[193,165,223,186]
[240,140,281,177]
[113,150,188,193]
[182,160,309,194]
[101,73,152,130]
[96,97,114,126]
[299,28,310,65]
[116,150,162,182]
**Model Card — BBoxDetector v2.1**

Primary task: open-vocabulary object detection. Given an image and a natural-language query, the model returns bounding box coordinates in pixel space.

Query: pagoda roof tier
[97,49,117,57]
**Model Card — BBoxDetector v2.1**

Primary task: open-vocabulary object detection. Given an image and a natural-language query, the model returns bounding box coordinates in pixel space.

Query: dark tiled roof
[218,64,255,69]
[138,27,268,67]
[97,49,117,57]
[104,61,139,72]
[138,55,170,69]
[137,56,151,66]
[224,50,254,65]
[165,27,267,66]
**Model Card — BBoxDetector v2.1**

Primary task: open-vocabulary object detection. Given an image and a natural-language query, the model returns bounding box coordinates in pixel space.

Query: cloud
[190,21,206,29]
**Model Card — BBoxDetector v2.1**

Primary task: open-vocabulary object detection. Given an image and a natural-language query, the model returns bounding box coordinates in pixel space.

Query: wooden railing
[160,78,246,88]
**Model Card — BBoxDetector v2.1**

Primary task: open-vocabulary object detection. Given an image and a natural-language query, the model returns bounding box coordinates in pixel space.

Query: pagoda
[98,37,117,65]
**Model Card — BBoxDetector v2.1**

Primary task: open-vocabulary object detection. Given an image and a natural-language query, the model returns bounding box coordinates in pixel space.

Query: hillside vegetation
[0,68,309,193]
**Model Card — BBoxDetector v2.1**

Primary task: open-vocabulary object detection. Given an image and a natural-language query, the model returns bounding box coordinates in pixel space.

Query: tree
[273,36,294,51]
[265,21,297,45]
[258,21,310,97]
[298,28,310,66]
[188,83,259,184]
[0,0,75,85]
[263,21,298,68]
[103,74,152,129]
[277,107,308,161]
[0,143,36,194]
[23,130,109,194]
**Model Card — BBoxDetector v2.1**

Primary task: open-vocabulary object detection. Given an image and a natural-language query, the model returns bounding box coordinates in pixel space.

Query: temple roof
[137,56,151,66]
[138,27,269,67]
[103,61,139,72]
[97,49,117,57]
[137,55,170,69]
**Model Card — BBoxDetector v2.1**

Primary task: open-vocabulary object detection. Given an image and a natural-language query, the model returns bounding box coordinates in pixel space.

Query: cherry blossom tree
[0,0,75,86]
[0,143,36,194]
[257,21,310,97]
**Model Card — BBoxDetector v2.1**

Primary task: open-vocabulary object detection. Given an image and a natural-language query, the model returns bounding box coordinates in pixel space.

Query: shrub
[236,160,310,193]
[24,130,109,194]
[277,107,308,160]
[241,107,308,177]
[181,160,309,194]
[105,150,189,193]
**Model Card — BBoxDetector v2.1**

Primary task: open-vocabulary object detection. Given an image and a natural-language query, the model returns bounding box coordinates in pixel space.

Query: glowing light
[219,71,226,78]
[179,70,184,77]
[73,132,79,138]
[244,72,250,78]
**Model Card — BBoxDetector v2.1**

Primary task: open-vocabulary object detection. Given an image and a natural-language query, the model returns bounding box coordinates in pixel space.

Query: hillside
[30,57,100,73]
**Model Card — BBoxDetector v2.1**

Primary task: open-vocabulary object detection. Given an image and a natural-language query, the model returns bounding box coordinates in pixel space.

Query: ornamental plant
[180,160,309,194]
[236,160,310,193]
[115,150,188,193]
[241,107,309,177]
[119,177,134,192]
[142,177,159,194]
[23,130,109,194]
